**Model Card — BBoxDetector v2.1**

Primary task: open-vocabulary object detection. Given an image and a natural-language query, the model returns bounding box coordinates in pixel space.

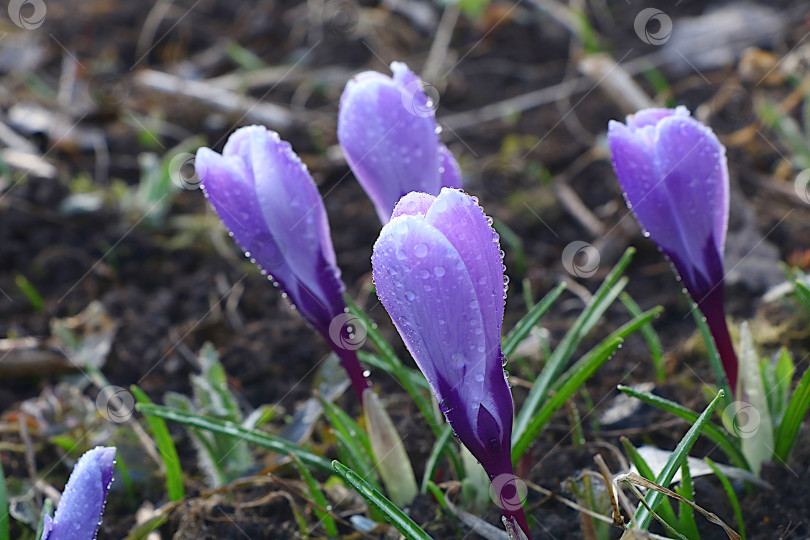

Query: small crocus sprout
[371,188,530,537]
[338,62,462,224]
[196,126,369,398]
[40,446,116,540]
[607,106,738,391]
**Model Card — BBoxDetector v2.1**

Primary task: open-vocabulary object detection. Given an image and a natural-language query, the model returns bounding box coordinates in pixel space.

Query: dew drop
[405,290,416,301]
[414,243,428,258]
[434,265,446,277]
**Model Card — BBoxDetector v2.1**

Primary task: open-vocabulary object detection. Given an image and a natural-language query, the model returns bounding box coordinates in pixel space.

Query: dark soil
[2,0,810,539]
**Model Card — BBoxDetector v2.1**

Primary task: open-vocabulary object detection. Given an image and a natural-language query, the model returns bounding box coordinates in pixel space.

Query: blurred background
[1,0,809,538]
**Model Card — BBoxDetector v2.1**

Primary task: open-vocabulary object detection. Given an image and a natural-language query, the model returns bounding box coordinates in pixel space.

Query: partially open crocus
[40,446,116,540]
[371,188,529,537]
[608,106,738,391]
[338,62,462,223]
[196,126,369,397]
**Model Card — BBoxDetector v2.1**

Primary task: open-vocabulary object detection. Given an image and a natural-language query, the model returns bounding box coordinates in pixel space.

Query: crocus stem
[335,348,370,400]
[488,455,531,538]
[698,290,738,395]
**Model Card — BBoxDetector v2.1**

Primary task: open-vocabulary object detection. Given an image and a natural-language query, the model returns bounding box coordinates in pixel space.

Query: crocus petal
[608,106,737,390]
[608,106,728,299]
[197,126,368,396]
[338,62,461,223]
[45,446,115,540]
[372,188,528,535]
[391,191,436,220]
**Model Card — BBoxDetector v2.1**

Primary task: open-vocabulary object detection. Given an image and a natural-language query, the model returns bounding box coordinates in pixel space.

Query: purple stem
[489,454,531,539]
[334,347,370,401]
[698,288,739,395]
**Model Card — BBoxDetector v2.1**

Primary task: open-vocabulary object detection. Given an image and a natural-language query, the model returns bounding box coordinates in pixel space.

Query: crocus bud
[40,446,116,540]
[607,106,738,391]
[338,62,462,223]
[371,188,529,537]
[196,126,369,398]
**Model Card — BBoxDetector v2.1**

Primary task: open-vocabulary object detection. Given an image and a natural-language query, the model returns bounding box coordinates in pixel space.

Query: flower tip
[391,191,436,219]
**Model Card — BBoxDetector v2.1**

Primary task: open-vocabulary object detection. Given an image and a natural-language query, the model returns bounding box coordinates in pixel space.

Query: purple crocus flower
[371,188,529,536]
[338,62,462,223]
[608,106,738,391]
[40,446,116,540]
[196,126,369,398]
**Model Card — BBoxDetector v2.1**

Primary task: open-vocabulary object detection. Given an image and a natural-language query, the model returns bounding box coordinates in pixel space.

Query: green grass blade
[291,453,338,536]
[794,278,810,311]
[421,424,454,493]
[332,460,433,540]
[35,499,53,540]
[136,403,332,473]
[14,275,43,312]
[319,397,381,490]
[676,461,699,540]
[512,306,660,461]
[617,385,749,470]
[774,362,810,462]
[513,247,635,446]
[705,458,746,540]
[620,437,677,527]
[0,457,8,540]
[502,282,567,358]
[131,386,185,501]
[345,295,401,372]
[632,390,725,530]
[620,292,665,382]
[691,307,732,403]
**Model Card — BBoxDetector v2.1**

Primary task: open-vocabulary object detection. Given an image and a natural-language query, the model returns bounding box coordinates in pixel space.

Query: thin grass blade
[332,460,433,540]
